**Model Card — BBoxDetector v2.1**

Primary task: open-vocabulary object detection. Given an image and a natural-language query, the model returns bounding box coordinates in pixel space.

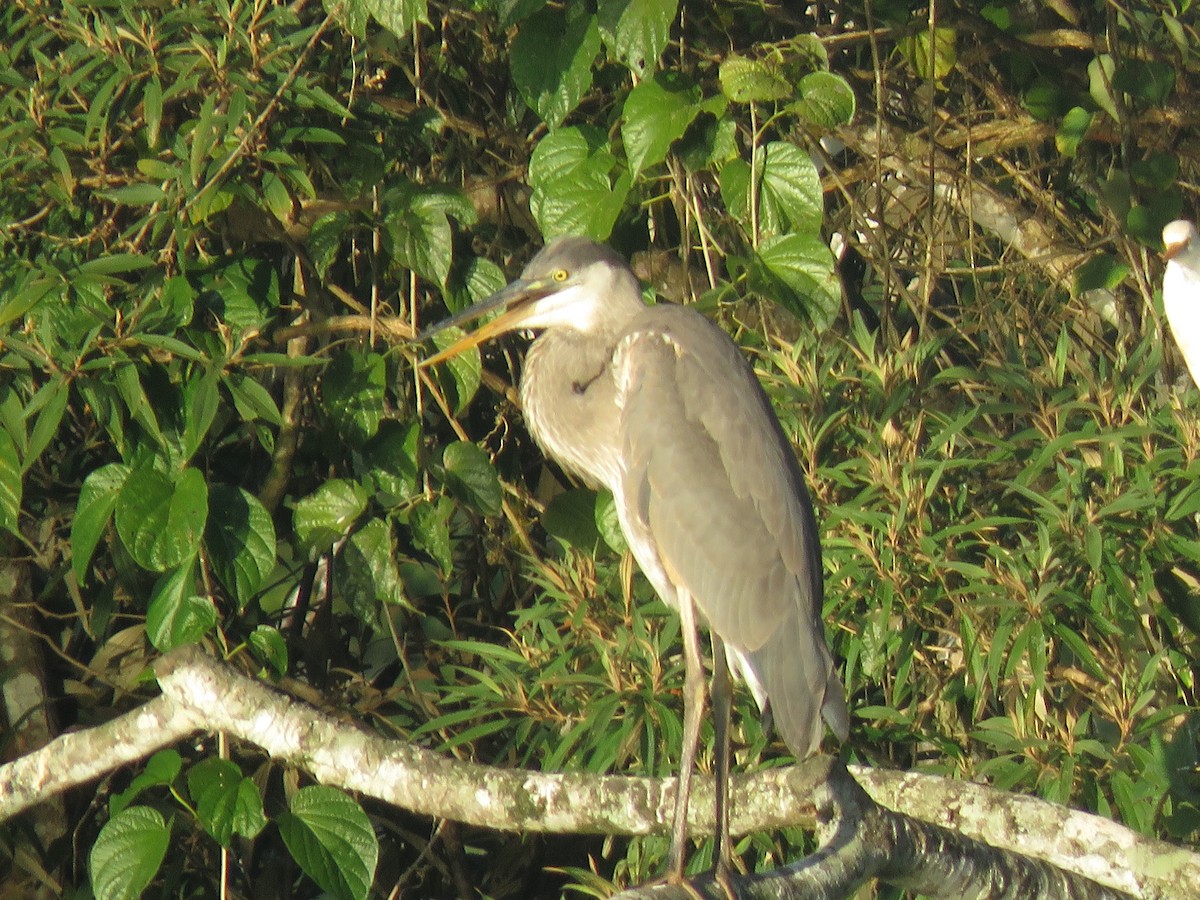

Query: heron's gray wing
[615,305,847,755]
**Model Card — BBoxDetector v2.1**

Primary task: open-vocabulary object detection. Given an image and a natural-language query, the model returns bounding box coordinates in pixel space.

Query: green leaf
[597,0,677,76]
[187,758,267,847]
[72,463,132,583]
[143,76,163,148]
[1088,54,1119,122]
[146,560,217,651]
[361,420,421,503]
[790,71,856,129]
[897,27,957,82]
[719,55,791,103]
[24,375,69,471]
[621,71,703,176]
[321,350,386,446]
[1074,253,1131,295]
[410,497,453,575]
[720,141,823,239]
[541,488,602,551]
[383,184,466,287]
[110,751,183,817]
[115,465,209,572]
[529,126,631,239]
[1056,106,1094,158]
[428,327,482,415]
[0,276,56,330]
[363,0,429,37]
[293,479,369,558]
[339,518,408,616]
[206,484,277,607]
[510,3,601,128]
[89,806,170,900]
[181,368,220,462]
[751,233,840,330]
[99,183,168,206]
[223,372,283,426]
[249,625,289,678]
[0,428,22,537]
[277,786,378,900]
[595,489,627,554]
[442,441,503,517]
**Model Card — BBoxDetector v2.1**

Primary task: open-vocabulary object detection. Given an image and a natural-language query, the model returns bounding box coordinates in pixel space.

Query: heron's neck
[519,328,623,490]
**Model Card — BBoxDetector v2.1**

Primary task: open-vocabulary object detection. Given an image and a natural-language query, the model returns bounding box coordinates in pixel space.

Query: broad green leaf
[72,463,132,583]
[146,560,216,650]
[528,126,631,239]
[339,518,408,616]
[541,488,602,551]
[719,55,791,103]
[187,758,267,847]
[383,185,469,287]
[362,0,429,37]
[249,625,289,678]
[752,233,840,330]
[1088,54,1119,122]
[206,484,277,606]
[410,497,453,575]
[115,465,208,572]
[278,786,378,900]
[510,3,601,128]
[428,327,482,415]
[1074,253,1131,296]
[321,350,386,446]
[293,479,369,558]
[595,489,627,554]
[720,141,823,239]
[110,751,183,816]
[621,71,702,176]
[897,27,957,82]
[89,806,170,900]
[0,428,22,536]
[361,420,421,504]
[597,0,677,75]
[442,441,503,517]
[790,71,856,129]
[1056,106,1094,158]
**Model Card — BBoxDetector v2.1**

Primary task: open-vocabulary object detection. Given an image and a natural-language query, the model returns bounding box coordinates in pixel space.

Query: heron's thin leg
[667,593,706,881]
[710,633,732,875]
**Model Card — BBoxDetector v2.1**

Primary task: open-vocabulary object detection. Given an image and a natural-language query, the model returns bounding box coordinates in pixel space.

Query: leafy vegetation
[1,0,1198,896]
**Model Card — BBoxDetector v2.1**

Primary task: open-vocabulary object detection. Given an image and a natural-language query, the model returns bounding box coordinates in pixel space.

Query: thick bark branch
[0,647,1193,898]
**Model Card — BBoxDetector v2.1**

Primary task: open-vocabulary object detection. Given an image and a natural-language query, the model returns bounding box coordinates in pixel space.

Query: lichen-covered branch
[0,647,1193,898]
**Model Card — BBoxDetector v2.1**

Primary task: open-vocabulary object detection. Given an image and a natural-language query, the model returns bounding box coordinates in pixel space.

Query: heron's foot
[713,858,743,900]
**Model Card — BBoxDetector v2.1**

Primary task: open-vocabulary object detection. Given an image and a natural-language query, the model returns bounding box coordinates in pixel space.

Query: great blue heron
[419,236,848,879]
[1164,220,1200,390]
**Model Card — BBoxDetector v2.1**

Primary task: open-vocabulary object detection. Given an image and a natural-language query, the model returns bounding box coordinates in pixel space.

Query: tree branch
[0,647,1193,897]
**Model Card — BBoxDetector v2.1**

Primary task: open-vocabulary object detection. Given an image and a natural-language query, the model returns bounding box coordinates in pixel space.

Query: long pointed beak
[417,277,555,367]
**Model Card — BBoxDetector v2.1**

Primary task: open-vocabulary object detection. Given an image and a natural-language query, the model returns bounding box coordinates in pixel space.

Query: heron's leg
[667,593,706,882]
[710,633,733,876]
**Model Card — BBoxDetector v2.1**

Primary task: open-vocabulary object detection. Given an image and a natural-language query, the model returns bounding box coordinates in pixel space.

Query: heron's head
[1164,220,1199,265]
[419,236,643,365]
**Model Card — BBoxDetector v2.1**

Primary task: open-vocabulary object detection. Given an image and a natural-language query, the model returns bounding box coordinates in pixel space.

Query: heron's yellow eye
[553,268,569,282]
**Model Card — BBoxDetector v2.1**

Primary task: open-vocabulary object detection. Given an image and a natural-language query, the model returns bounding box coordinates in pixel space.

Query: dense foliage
[1,0,1197,896]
